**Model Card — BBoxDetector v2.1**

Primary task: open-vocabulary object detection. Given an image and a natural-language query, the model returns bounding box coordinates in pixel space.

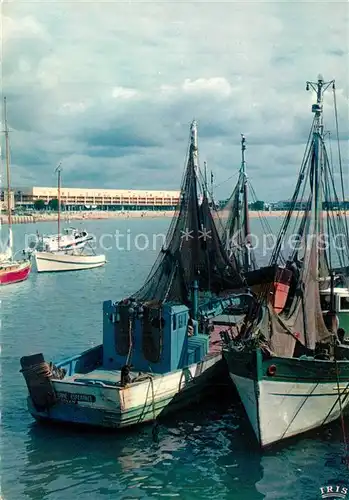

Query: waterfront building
[2,187,180,211]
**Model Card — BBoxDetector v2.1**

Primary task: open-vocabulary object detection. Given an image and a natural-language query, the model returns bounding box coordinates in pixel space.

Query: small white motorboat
[29,164,106,273]
[34,250,106,273]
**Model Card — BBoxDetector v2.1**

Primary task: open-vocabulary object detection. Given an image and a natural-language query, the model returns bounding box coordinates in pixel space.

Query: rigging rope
[333,87,347,234]
[269,117,316,266]
[333,350,349,468]
[125,317,133,366]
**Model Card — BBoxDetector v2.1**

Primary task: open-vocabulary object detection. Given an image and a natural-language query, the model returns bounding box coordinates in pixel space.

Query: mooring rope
[20,361,53,378]
[333,353,349,468]
[125,317,133,367]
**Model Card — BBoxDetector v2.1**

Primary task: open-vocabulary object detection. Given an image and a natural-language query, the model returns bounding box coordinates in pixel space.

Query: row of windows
[30,197,179,205]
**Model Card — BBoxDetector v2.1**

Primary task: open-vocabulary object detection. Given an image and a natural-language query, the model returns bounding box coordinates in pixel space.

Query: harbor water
[1,217,348,499]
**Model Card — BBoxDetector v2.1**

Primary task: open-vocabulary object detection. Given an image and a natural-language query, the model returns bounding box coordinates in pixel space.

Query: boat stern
[19,346,122,427]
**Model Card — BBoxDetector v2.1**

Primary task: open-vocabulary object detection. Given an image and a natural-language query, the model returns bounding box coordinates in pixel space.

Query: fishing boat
[0,97,31,285]
[32,164,106,273]
[223,75,349,449]
[20,120,249,429]
[217,134,292,312]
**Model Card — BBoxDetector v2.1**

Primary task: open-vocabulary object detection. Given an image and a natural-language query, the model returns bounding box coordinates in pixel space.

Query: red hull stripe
[0,263,31,285]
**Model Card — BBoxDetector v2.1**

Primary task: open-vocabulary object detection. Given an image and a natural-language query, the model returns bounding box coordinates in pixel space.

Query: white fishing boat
[31,164,106,273]
[223,75,349,449]
[34,251,106,272]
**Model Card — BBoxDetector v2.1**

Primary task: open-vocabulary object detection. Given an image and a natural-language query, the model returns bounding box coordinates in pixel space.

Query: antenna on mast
[210,170,214,202]
[55,161,63,248]
[240,134,251,271]
[190,120,199,173]
[203,161,208,196]
[241,133,246,175]
[3,97,12,230]
[306,74,335,137]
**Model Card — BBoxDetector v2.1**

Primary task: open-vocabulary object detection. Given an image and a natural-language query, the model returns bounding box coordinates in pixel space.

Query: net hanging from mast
[254,77,349,356]
[132,121,244,305]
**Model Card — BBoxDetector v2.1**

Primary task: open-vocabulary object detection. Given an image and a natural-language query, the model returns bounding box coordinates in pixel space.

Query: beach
[1,209,348,225]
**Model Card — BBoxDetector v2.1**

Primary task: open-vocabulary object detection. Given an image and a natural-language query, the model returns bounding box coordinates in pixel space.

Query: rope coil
[20,361,66,380]
[20,361,53,378]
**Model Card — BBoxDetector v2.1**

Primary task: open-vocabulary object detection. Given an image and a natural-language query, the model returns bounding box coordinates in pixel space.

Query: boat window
[178,314,183,329]
[340,296,349,311]
[115,306,130,356]
[320,294,331,311]
[142,308,163,363]
[173,314,177,330]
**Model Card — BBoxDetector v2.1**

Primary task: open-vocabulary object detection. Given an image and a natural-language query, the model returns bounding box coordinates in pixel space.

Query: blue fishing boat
[20,121,251,429]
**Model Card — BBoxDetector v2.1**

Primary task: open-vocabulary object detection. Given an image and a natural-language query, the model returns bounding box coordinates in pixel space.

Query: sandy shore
[1,210,348,225]
[1,211,174,225]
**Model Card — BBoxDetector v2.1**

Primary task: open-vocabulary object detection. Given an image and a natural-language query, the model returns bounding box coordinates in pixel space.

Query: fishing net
[259,112,349,355]
[220,171,257,271]
[132,137,243,305]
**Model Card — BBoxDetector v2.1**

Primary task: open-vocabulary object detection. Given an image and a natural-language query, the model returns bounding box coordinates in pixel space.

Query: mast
[190,120,199,173]
[3,97,13,260]
[203,161,208,196]
[4,98,12,230]
[241,134,251,271]
[306,75,335,261]
[306,75,337,335]
[55,162,62,248]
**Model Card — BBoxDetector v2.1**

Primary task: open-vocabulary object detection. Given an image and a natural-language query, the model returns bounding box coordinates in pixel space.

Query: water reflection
[9,383,348,500]
[19,391,264,500]
[4,218,348,499]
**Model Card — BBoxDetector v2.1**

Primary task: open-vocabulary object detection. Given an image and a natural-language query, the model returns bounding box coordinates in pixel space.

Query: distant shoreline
[1,210,348,225]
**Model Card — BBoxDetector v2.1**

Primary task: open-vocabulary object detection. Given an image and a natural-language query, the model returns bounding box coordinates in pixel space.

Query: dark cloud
[86,146,139,158]
[3,1,348,200]
[84,127,160,149]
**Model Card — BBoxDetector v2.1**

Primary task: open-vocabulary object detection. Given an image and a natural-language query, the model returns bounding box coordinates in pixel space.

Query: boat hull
[25,353,224,429]
[34,252,106,273]
[0,260,31,285]
[224,347,349,447]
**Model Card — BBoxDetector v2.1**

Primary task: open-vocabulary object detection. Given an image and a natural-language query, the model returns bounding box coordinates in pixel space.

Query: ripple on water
[2,218,349,499]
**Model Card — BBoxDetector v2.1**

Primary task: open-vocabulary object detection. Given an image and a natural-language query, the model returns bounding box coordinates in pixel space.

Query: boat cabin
[103,298,210,374]
[320,287,349,337]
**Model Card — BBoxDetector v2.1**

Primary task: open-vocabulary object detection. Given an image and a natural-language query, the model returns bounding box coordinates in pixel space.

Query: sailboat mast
[306,75,335,251]
[241,134,250,271]
[204,161,208,195]
[55,162,62,248]
[190,120,199,173]
[4,97,12,228]
[306,75,336,328]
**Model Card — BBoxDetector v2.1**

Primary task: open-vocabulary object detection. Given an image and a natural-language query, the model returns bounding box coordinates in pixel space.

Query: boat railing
[55,353,82,376]
[199,292,254,319]
[55,345,102,376]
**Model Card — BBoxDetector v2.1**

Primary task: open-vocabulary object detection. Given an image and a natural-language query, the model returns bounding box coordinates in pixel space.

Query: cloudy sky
[2,0,348,201]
